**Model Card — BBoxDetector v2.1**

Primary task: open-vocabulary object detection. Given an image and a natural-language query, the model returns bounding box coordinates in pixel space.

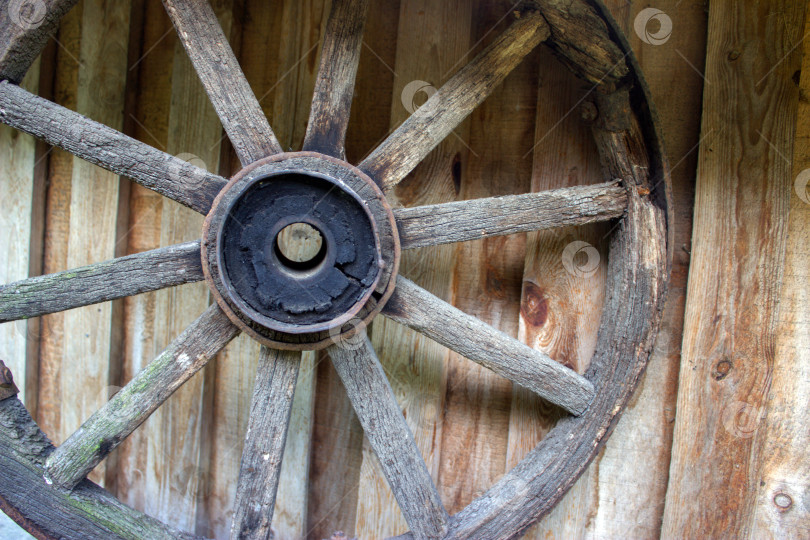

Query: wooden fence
[0,0,807,538]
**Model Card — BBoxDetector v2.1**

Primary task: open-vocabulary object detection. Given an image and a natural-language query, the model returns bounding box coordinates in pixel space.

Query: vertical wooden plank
[115,0,176,515]
[37,1,83,441]
[749,15,810,534]
[305,2,400,537]
[662,0,804,536]
[354,0,474,537]
[0,59,40,409]
[57,1,131,491]
[505,45,608,539]
[206,2,327,538]
[437,2,538,516]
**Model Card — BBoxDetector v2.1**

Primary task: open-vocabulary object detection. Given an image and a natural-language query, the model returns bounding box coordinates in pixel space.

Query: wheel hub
[202,152,400,350]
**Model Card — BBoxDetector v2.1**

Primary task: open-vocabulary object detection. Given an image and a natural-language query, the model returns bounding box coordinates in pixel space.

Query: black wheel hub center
[202,152,400,350]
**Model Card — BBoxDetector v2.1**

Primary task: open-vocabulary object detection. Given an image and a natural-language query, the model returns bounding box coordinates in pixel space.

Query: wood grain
[359,8,549,192]
[395,182,626,250]
[45,304,238,490]
[0,395,200,540]
[230,347,300,540]
[662,0,804,536]
[355,1,471,534]
[384,277,595,415]
[0,241,203,322]
[0,82,227,214]
[302,0,370,158]
[161,0,282,165]
[58,1,131,491]
[0,0,77,83]
[437,2,539,512]
[0,62,39,410]
[748,13,810,534]
[329,335,448,540]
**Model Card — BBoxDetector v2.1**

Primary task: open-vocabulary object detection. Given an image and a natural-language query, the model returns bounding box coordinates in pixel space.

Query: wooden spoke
[0,0,78,83]
[162,0,283,165]
[230,347,301,540]
[382,277,595,415]
[45,304,239,489]
[329,335,448,539]
[0,241,203,323]
[0,396,198,540]
[395,181,627,249]
[358,10,550,191]
[301,0,370,158]
[0,81,226,214]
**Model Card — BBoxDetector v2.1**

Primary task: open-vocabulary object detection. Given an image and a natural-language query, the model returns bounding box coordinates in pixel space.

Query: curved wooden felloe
[0,0,671,538]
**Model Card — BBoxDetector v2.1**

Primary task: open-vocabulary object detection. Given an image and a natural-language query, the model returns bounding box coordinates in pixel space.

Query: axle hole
[275,222,326,271]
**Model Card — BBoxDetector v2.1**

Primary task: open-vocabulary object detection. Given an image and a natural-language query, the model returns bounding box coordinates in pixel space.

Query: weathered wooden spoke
[395,181,627,249]
[162,0,283,165]
[0,0,78,83]
[329,335,448,539]
[382,276,595,416]
[302,0,370,158]
[0,81,226,214]
[45,304,239,489]
[0,241,203,323]
[359,10,550,191]
[230,347,301,540]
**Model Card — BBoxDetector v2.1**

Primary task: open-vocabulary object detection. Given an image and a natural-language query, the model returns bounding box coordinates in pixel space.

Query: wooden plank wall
[1,0,809,538]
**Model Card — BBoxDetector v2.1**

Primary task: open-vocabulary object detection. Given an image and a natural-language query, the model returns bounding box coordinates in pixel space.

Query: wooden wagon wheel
[0,0,671,538]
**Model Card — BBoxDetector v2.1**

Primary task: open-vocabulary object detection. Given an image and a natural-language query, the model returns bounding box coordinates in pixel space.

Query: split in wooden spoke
[0,241,203,323]
[329,334,448,539]
[382,276,595,415]
[0,81,226,214]
[394,181,627,249]
[302,0,370,158]
[162,0,283,165]
[359,9,550,191]
[45,304,239,489]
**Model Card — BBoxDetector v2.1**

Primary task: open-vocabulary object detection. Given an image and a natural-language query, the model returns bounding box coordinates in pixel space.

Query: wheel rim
[0,0,671,538]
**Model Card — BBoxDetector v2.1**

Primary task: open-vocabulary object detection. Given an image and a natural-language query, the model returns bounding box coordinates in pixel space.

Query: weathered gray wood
[529,0,629,86]
[329,335,448,539]
[0,0,78,83]
[44,304,239,489]
[0,395,200,540]
[230,347,301,540]
[394,182,627,249]
[302,0,370,158]
[0,81,226,214]
[162,0,282,165]
[0,241,203,323]
[358,10,550,191]
[439,190,668,539]
[382,276,595,416]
